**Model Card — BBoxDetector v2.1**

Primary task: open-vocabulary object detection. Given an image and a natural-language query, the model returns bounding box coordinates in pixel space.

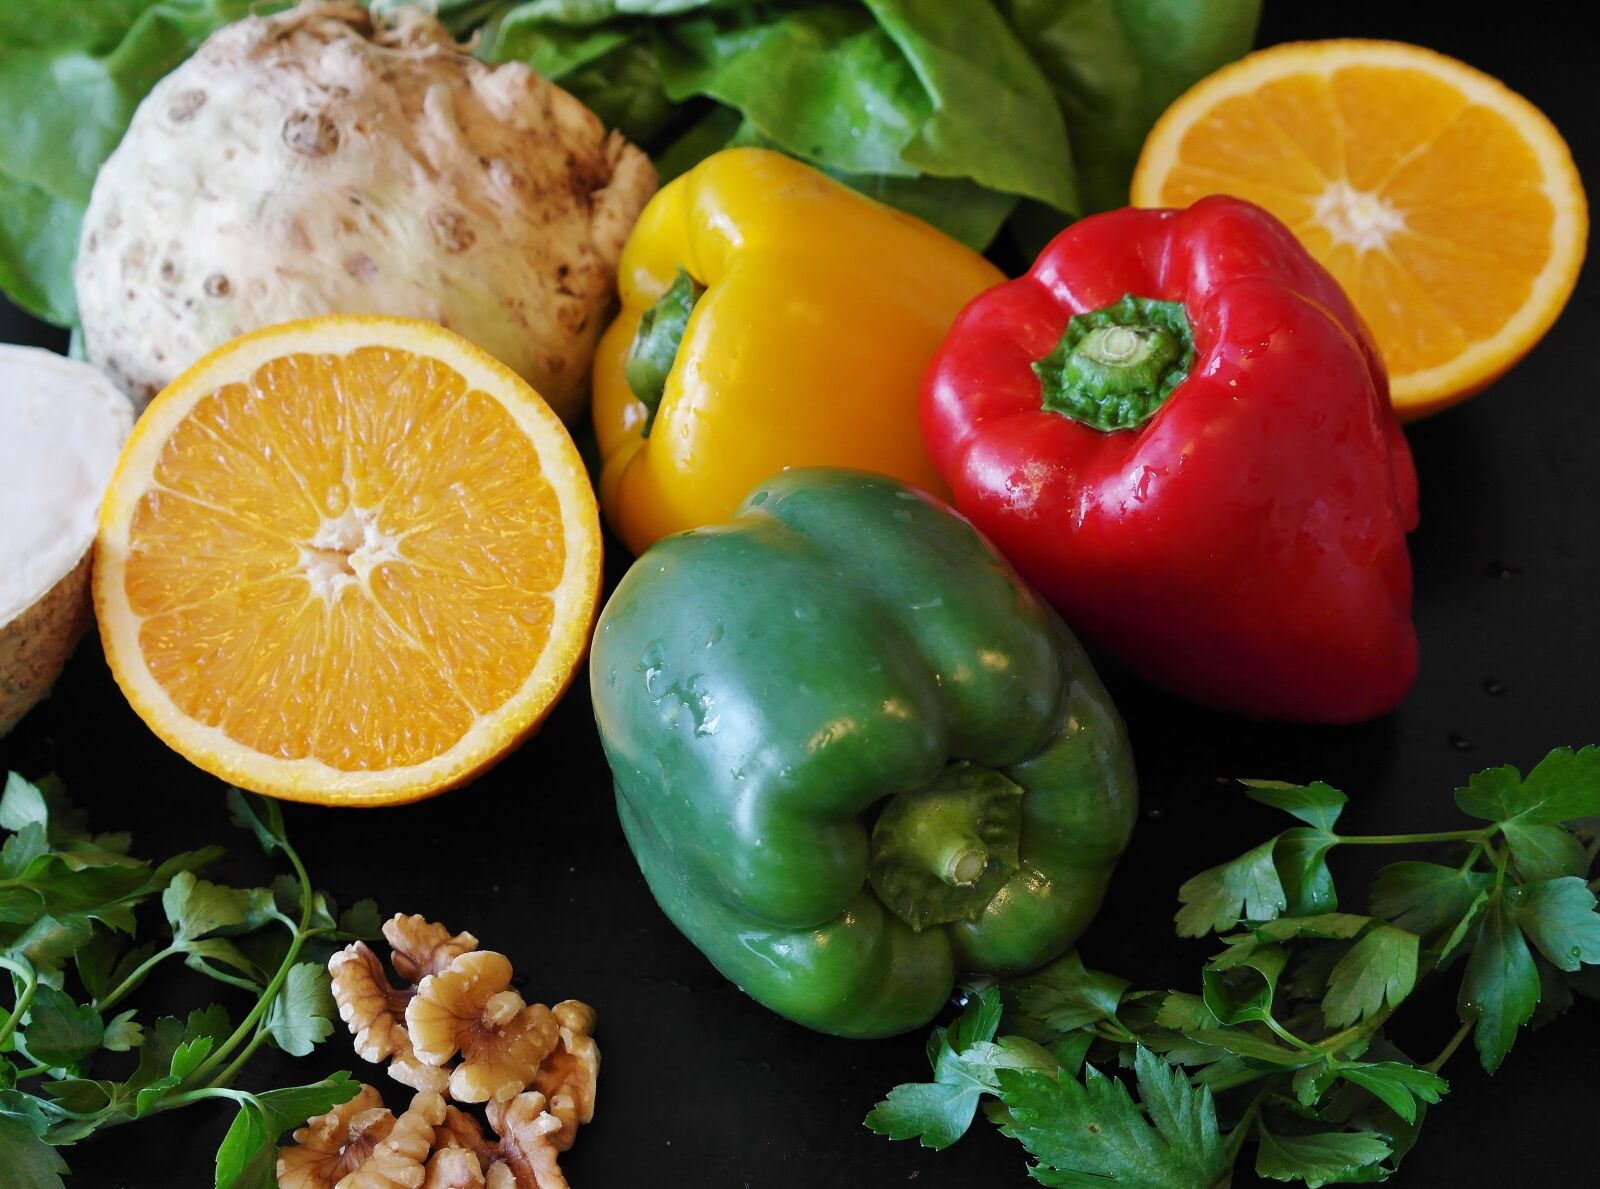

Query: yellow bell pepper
[591,148,1005,555]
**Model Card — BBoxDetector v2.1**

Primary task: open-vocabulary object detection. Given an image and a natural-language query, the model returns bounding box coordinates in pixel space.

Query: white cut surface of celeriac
[1,346,133,734]
[0,346,132,624]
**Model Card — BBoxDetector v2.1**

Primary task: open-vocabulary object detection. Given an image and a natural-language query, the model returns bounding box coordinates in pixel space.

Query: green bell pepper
[591,469,1137,1037]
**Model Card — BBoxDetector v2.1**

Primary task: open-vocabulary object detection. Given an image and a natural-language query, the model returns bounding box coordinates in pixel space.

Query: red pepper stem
[1033,293,1194,432]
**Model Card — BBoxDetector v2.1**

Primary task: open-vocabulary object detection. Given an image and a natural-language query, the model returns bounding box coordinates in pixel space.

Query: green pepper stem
[883,794,993,886]
[940,843,990,888]
[1033,293,1194,432]
[624,269,704,435]
[868,765,1025,931]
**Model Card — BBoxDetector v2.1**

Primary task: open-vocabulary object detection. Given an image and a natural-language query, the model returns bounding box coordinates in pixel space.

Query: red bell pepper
[922,196,1419,723]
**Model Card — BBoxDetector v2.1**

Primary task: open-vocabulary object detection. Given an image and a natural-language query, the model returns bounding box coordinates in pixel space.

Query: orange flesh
[122,346,564,772]
[1149,62,1560,379]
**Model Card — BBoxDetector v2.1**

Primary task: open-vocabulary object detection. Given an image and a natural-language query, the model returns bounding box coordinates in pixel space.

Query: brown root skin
[0,551,91,737]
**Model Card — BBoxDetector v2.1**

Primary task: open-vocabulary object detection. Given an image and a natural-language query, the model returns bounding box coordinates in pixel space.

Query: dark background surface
[2,2,1596,1186]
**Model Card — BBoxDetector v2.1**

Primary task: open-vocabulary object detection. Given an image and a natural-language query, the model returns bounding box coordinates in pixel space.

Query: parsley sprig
[0,773,380,1188]
[867,746,1600,1186]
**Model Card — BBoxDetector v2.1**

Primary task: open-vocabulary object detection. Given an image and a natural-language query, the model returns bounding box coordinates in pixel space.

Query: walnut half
[534,1002,599,1151]
[406,951,559,1103]
[425,1092,571,1189]
[329,915,481,1095]
[279,1089,446,1189]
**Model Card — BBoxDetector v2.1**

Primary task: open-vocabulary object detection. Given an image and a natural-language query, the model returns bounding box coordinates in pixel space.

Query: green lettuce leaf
[997,0,1264,214]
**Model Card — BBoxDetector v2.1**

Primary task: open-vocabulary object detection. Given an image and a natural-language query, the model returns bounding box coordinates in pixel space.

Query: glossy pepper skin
[591,148,1003,556]
[923,196,1421,724]
[591,469,1137,1037]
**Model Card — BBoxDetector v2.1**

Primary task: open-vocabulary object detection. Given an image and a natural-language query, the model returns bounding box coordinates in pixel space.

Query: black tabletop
[3,3,1595,1186]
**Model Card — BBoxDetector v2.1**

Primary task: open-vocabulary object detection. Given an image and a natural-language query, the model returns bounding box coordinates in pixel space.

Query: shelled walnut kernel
[296,913,600,1189]
[278,1089,444,1189]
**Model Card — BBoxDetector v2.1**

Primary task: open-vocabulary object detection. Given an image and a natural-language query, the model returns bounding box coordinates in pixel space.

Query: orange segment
[94,316,602,805]
[1132,39,1588,419]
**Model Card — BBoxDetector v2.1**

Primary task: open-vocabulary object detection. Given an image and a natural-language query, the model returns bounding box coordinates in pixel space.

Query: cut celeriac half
[1,345,134,733]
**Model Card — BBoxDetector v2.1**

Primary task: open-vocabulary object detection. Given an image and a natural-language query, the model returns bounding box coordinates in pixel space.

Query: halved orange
[94,316,602,806]
[1132,40,1588,419]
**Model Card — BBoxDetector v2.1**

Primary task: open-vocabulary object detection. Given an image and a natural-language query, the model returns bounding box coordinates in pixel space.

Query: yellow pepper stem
[624,269,703,435]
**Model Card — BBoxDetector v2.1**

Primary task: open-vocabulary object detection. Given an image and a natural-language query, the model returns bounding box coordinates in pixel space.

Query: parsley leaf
[1,773,372,1188]
[1517,747,1600,822]
[1336,1062,1447,1125]
[1247,914,1371,943]
[128,1008,229,1117]
[183,939,264,984]
[0,1116,68,1189]
[264,964,336,1057]
[1436,888,1492,967]
[1176,782,1349,936]
[1242,780,1348,830]
[949,987,1002,1052]
[213,1101,278,1189]
[20,987,103,1067]
[1323,926,1418,1027]
[269,876,336,932]
[70,930,125,1003]
[1454,765,1528,822]
[162,874,275,942]
[1502,822,1588,882]
[1273,828,1341,916]
[3,916,94,977]
[1202,945,1286,1025]
[1369,863,1492,945]
[1506,878,1600,971]
[995,1047,1227,1188]
[225,790,286,855]
[1014,950,1129,1032]
[1254,1128,1392,1187]
[1175,839,1286,938]
[1182,1028,1312,1067]
[1049,1031,1096,1077]
[1459,896,1539,1072]
[866,988,1055,1149]
[1455,747,1600,826]
[101,1010,142,1053]
[337,899,384,940]
[865,990,999,1149]
[867,1081,989,1151]
[0,775,49,833]
[1291,1063,1339,1108]
[1154,992,1217,1032]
